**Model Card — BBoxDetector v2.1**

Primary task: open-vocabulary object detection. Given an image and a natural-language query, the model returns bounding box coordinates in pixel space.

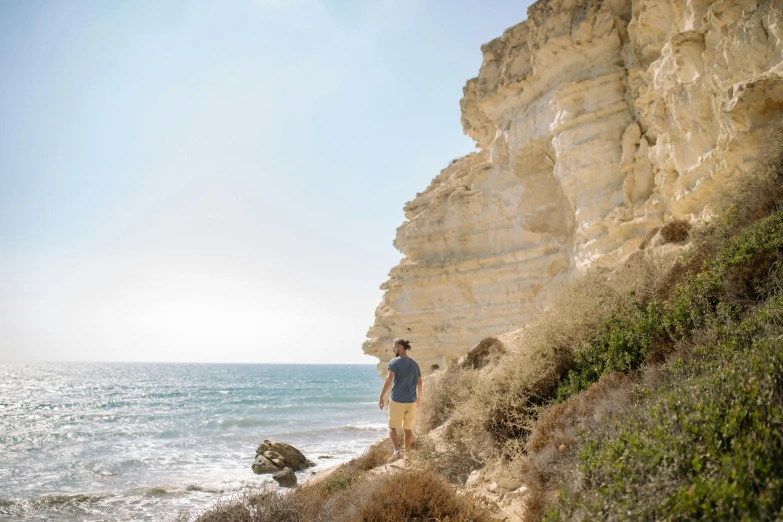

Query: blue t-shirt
[388,357,421,403]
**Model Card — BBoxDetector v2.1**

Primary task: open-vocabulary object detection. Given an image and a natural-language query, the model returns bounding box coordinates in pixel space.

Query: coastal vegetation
[178,126,783,520]
[176,440,496,521]
[418,123,783,520]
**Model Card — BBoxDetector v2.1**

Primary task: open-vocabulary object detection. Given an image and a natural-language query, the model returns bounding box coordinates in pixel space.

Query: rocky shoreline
[250,440,316,488]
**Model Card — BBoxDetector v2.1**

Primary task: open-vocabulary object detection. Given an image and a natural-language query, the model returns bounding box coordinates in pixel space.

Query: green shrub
[546,296,783,521]
[555,300,666,400]
[554,210,783,403]
[319,470,353,496]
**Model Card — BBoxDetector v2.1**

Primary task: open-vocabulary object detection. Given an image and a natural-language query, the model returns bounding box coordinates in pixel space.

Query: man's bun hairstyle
[393,338,412,351]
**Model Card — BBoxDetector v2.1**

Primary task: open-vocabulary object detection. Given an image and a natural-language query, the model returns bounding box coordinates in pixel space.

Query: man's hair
[393,338,411,351]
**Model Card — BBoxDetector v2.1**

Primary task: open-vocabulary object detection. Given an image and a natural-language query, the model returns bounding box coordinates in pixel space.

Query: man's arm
[379,371,394,410]
[416,376,423,407]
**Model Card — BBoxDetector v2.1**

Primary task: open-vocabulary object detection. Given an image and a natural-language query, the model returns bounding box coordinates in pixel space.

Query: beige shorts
[388,400,417,429]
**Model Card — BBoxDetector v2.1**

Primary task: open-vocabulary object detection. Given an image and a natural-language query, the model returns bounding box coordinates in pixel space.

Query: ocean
[0,362,385,521]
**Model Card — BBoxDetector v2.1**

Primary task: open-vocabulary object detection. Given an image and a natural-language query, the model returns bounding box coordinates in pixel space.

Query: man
[378,338,422,462]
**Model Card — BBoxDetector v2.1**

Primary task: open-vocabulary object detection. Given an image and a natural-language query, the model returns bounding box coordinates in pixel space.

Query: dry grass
[303,438,394,501]
[415,421,484,484]
[172,487,302,522]
[418,365,481,434]
[659,219,692,244]
[351,438,393,471]
[294,459,497,521]
[433,248,678,460]
[355,466,499,522]
[716,121,783,228]
[461,336,505,370]
[638,226,661,250]
[418,337,504,435]
[639,219,692,250]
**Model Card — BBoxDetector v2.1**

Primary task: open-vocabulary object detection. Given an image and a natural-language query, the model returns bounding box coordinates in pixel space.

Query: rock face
[251,440,315,475]
[364,0,783,375]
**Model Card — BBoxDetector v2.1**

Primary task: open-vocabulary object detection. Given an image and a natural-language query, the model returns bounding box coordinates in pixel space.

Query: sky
[0,0,534,364]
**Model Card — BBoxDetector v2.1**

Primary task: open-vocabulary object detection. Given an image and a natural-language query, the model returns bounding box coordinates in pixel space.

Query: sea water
[0,362,384,521]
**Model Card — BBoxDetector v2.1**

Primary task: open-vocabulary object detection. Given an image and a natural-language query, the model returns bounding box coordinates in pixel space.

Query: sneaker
[386,451,402,463]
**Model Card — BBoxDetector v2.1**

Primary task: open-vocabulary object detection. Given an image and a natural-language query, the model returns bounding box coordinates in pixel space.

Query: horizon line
[0,360,378,365]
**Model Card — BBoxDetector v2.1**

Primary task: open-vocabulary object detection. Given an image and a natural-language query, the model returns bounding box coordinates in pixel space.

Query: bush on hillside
[296,463,497,521]
[173,487,301,522]
[554,207,783,403]
[418,364,479,433]
[546,296,783,521]
[510,372,637,520]
[437,249,677,459]
[356,467,498,522]
[534,123,783,520]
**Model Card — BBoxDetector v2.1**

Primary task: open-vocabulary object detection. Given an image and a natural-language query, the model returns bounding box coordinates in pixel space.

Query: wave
[274,422,387,443]
[341,423,387,431]
[0,479,270,518]
[0,493,108,516]
[228,417,268,428]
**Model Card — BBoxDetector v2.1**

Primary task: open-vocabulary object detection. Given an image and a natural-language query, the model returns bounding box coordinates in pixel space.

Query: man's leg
[387,401,403,460]
[388,427,399,452]
[403,429,412,452]
[402,402,416,455]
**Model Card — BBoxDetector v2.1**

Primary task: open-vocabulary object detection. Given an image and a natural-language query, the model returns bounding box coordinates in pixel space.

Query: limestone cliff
[364,0,783,375]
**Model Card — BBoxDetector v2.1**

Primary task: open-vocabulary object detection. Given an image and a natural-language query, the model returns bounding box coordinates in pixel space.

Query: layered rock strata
[364,0,783,375]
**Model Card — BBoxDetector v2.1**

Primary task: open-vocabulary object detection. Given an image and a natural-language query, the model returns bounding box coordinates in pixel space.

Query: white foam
[343,422,387,430]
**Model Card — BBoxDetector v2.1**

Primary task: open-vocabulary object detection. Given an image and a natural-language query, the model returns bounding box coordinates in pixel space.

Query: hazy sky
[0,0,534,364]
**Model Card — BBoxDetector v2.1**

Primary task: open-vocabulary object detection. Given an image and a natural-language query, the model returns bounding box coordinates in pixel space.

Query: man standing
[378,338,422,462]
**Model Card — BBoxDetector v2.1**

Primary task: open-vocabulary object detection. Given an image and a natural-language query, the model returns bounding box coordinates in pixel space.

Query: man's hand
[379,371,393,411]
[416,396,421,407]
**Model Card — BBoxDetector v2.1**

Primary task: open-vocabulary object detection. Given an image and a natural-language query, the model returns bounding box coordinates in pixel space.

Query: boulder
[272,467,297,488]
[263,450,284,462]
[251,455,279,474]
[255,440,315,471]
[263,450,286,468]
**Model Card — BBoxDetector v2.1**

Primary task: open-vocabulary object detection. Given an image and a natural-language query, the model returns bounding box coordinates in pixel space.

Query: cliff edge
[364,0,783,374]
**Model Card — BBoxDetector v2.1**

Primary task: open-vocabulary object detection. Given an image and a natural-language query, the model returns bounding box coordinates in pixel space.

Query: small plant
[319,470,354,496]
[659,219,692,244]
[352,438,393,471]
